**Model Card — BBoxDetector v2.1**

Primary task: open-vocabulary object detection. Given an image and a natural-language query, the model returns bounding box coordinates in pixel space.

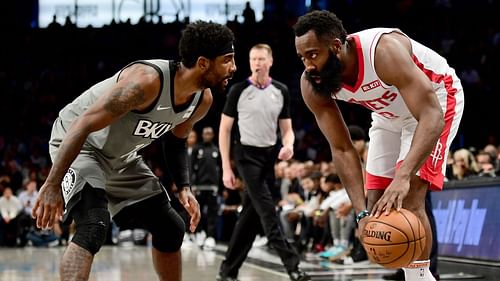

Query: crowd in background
[0,0,499,254]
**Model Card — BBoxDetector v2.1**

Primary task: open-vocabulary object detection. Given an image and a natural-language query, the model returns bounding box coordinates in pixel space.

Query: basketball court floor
[0,241,497,280]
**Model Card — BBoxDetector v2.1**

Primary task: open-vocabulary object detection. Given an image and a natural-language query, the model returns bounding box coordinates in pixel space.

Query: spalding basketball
[361,208,426,268]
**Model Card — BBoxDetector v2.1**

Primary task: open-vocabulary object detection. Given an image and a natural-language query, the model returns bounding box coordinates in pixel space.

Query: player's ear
[331,38,343,53]
[197,56,210,72]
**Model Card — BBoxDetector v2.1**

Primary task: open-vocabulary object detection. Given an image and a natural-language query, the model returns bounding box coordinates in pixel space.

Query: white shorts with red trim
[365,75,464,191]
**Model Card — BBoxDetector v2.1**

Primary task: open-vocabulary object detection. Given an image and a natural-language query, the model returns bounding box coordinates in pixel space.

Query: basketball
[361,208,426,268]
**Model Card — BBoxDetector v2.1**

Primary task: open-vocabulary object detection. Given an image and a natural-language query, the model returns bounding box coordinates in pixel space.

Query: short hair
[179,21,235,68]
[250,43,273,57]
[294,10,347,44]
[309,171,323,181]
[324,173,341,184]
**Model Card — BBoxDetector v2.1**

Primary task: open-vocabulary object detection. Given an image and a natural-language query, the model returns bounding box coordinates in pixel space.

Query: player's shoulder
[201,88,214,104]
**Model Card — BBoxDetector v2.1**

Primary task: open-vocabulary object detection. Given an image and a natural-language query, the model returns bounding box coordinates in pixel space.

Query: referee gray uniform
[219,79,300,277]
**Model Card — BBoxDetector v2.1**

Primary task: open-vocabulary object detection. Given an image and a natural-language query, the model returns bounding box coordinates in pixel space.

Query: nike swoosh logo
[157,105,171,111]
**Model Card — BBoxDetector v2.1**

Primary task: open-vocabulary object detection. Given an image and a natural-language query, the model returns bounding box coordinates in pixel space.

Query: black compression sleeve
[161,131,190,191]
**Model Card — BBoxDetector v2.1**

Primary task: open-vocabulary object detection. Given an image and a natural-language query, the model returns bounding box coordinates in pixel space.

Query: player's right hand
[32,181,64,230]
[222,168,236,189]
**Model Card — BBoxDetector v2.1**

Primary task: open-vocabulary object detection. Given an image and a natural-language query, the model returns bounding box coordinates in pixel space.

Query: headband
[214,41,235,57]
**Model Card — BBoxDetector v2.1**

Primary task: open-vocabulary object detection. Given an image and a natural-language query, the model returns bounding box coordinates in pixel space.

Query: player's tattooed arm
[44,64,160,187]
[104,82,146,117]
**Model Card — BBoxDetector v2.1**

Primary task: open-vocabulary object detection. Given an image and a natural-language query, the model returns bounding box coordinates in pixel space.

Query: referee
[217,44,310,281]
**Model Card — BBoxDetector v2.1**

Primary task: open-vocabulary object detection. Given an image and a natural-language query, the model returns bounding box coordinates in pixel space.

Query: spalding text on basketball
[363,230,392,242]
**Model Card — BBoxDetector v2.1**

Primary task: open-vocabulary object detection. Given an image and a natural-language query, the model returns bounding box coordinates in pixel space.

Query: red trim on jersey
[411,56,457,190]
[365,172,392,190]
[342,35,364,93]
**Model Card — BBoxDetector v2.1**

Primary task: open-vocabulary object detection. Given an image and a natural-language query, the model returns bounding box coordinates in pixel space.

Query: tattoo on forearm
[104,83,146,116]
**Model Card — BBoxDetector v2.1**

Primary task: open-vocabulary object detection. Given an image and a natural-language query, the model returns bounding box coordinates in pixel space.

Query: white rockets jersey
[334,28,459,120]
[49,60,202,168]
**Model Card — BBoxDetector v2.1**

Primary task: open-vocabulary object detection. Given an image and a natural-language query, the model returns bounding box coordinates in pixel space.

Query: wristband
[356,209,370,224]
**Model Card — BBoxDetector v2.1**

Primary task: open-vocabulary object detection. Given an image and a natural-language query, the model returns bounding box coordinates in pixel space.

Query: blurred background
[0,0,499,264]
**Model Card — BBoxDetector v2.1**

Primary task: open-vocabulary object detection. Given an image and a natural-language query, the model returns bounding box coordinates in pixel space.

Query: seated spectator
[316,174,354,261]
[26,217,63,247]
[475,151,497,177]
[450,148,479,180]
[0,187,23,246]
[483,144,499,173]
[279,171,323,249]
[17,180,39,246]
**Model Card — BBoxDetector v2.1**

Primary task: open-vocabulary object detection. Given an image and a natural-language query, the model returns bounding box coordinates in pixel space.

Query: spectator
[191,126,221,250]
[0,187,23,246]
[451,148,479,180]
[17,180,39,246]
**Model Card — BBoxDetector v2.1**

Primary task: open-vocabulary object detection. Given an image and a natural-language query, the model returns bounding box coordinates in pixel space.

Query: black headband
[214,41,235,57]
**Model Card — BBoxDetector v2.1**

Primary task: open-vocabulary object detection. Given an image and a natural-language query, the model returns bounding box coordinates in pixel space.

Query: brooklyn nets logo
[62,168,76,195]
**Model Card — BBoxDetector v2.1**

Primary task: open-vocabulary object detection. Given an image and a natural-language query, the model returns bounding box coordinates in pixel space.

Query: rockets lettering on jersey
[347,88,399,119]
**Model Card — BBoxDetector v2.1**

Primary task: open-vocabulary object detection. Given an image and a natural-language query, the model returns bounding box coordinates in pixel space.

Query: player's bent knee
[72,208,110,255]
[152,207,185,252]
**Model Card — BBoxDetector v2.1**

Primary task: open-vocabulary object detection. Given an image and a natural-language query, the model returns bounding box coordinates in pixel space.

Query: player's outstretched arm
[300,74,367,217]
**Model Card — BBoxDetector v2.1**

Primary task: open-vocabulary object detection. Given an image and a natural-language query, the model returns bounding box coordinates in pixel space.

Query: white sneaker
[203,237,216,250]
[252,235,268,248]
[196,231,207,247]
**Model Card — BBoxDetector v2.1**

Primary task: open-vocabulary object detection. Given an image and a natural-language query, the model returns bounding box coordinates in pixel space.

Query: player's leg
[60,184,110,281]
[365,115,402,206]
[426,191,439,278]
[148,202,184,281]
[114,192,185,281]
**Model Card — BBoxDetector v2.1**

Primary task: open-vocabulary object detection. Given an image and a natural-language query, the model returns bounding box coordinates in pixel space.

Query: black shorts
[113,191,173,231]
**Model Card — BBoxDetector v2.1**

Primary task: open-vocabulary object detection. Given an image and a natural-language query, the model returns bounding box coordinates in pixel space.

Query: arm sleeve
[273,80,291,119]
[222,81,246,118]
[161,131,190,191]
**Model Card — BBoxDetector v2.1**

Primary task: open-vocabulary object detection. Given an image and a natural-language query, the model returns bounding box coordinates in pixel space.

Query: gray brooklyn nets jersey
[49,60,202,216]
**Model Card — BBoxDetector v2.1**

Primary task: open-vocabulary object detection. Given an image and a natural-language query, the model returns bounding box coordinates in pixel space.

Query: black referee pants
[219,145,300,278]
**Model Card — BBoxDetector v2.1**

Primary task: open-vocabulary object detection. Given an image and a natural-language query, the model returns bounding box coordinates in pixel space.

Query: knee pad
[151,207,185,252]
[72,208,110,255]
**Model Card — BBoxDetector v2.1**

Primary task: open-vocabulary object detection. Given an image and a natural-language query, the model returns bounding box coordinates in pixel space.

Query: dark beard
[305,50,343,98]
[203,71,231,94]
[209,83,225,94]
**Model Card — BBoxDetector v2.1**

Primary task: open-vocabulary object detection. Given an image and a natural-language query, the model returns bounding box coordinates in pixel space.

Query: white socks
[402,260,436,281]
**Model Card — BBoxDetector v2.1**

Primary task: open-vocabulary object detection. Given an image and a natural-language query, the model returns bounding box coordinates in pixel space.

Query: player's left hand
[178,187,200,232]
[356,215,369,241]
[371,176,410,218]
[278,145,294,161]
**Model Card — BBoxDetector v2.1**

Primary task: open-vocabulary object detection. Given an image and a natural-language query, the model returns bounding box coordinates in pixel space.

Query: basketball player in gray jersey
[32,21,236,281]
